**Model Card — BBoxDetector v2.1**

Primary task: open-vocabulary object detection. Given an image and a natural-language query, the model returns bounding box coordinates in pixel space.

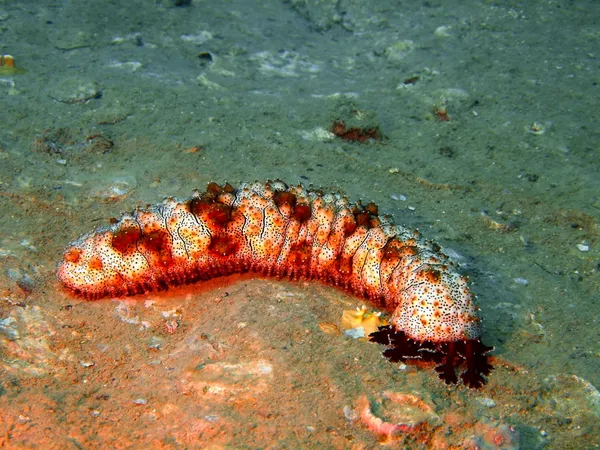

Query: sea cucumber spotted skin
[58,180,491,386]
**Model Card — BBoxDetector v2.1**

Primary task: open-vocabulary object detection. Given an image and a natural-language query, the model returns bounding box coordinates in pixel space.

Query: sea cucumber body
[57,180,481,343]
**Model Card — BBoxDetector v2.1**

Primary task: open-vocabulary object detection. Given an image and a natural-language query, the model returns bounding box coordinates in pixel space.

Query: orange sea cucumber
[57,180,492,387]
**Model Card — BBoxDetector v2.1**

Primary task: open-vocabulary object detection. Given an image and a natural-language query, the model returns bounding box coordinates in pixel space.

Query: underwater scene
[0,1,599,448]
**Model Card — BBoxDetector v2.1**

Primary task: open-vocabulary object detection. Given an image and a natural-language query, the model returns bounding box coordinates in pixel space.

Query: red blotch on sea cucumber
[293,204,312,222]
[141,230,172,267]
[63,247,82,264]
[88,255,103,271]
[209,235,239,257]
[57,180,493,387]
[112,226,142,253]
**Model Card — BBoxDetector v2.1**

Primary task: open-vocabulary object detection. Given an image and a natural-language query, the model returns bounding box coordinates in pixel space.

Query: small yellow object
[0,55,25,75]
[1,55,15,68]
[341,305,387,336]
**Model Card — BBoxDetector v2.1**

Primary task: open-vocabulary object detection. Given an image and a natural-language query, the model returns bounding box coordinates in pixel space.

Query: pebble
[576,243,589,252]
[343,405,357,420]
[344,327,365,339]
[390,194,407,201]
[477,397,496,408]
[133,398,147,405]
[17,415,31,424]
[434,25,452,37]
[514,277,530,286]
[19,239,36,251]
[300,127,334,142]
[148,336,164,350]
[0,317,19,341]
[90,175,137,202]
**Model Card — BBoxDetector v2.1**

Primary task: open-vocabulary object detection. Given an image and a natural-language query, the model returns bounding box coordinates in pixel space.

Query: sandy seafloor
[0,0,599,448]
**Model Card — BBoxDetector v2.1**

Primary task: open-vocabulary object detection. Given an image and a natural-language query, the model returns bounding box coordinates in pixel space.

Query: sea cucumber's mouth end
[56,259,74,291]
[56,245,113,300]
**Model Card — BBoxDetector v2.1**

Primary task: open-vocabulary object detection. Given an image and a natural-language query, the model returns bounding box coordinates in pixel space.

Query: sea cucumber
[57,180,493,387]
